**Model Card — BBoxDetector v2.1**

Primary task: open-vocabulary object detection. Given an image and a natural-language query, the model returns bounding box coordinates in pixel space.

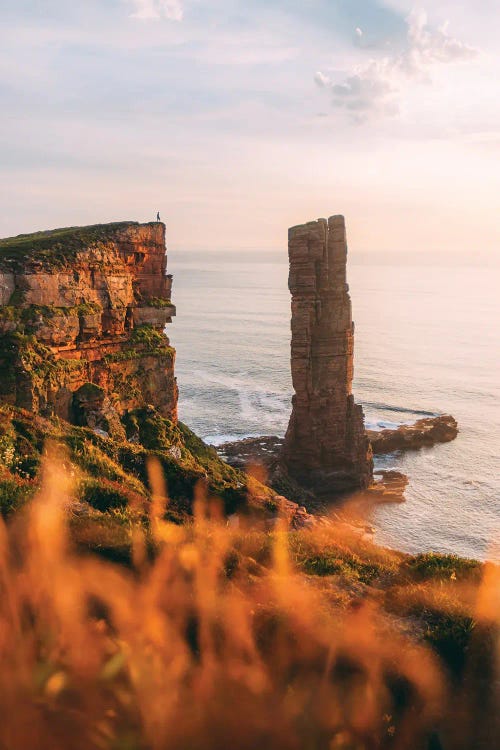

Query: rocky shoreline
[367,414,458,454]
[0,217,459,533]
[216,412,458,509]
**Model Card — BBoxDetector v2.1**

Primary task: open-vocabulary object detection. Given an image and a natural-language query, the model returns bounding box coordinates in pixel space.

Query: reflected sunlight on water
[170,250,500,560]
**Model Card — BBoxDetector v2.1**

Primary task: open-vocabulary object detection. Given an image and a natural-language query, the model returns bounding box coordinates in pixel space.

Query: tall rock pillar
[282,215,373,494]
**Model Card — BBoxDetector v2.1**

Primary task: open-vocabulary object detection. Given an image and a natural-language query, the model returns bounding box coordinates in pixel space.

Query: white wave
[192,368,290,397]
[205,433,258,447]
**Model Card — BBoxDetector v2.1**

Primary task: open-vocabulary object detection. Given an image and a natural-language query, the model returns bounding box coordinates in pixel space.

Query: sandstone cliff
[282,215,373,494]
[0,222,178,436]
[0,221,312,530]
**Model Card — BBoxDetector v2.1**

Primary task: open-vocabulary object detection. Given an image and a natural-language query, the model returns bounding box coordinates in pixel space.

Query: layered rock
[367,415,458,454]
[0,222,178,434]
[282,215,373,494]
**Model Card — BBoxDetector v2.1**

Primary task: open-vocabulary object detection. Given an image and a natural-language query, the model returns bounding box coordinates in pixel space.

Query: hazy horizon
[1,1,499,258]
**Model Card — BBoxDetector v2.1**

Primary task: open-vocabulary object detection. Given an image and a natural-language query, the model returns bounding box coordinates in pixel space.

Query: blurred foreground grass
[0,437,497,750]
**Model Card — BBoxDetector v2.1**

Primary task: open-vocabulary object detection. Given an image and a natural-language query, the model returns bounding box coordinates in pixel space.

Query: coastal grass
[103,324,175,363]
[145,297,173,308]
[404,551,483,581]
[0,451,497,750]
[0,222,144,270]
[0,404,265,522]
[0,303,102,324]
[0,406,498,748]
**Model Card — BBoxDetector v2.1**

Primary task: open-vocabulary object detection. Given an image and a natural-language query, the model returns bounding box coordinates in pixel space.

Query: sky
[1,0,499,256]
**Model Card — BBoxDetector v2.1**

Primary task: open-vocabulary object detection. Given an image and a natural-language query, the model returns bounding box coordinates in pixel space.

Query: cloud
[316,8,477,122]
[331,59,400,118]
[314,71,331,88]
[405,9,476,68]
[128,0,184,21]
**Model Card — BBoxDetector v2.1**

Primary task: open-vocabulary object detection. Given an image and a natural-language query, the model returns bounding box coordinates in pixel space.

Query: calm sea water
[168,249,499,561]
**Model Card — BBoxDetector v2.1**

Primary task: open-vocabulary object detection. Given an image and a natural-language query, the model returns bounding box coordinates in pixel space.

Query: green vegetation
[405,551,482,581]
[145,297,173,308]
[104,324,175,363]
[0,477,35,515]
[385,582,479,677]
[0,222,143,271]
[0,484,494,750]
[0,332,86,398]
[130,324,168,348]
[254,532,488,676]
[80,478,139,512]
[0,306,20,323]
[0,303,102,336]
[75,302,102,316]
[0,401,493,688]
[0,404,253,523]
[287,531,400,584]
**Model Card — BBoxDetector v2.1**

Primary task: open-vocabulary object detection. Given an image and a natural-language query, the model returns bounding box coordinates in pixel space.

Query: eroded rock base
[218,413,459,508]
[367,415,458,454]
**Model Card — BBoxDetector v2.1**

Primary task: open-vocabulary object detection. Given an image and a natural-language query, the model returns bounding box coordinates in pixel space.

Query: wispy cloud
[316,8,477,121]
[127,0,184,21]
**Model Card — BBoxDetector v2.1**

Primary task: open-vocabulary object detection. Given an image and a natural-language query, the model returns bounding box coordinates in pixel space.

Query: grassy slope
[0,404,491,679]
[0,404,275,550]
[0,222,145,271]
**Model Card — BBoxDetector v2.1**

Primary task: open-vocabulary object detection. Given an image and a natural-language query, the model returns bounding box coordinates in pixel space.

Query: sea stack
[282,215,373,494]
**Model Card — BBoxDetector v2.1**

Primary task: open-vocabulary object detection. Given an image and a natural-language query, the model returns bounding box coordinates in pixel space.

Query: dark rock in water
[218,438,409,506]
[217,413,458,508]
[281,215,373,495]
[218,436,284,471]
[218,436,374,534]
[367,470,409,503]
[367,415,458,455]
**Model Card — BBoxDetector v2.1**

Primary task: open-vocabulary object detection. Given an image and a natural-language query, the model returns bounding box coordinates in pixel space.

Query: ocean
[168,249,499,562]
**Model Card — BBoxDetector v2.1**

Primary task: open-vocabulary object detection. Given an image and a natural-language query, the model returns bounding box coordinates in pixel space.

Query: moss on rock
[0,222,142,272]
[0,404,259,522]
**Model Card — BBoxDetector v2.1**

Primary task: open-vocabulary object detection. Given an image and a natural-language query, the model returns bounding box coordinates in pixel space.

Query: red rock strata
[0,222,178,433]
[282,215,373,495]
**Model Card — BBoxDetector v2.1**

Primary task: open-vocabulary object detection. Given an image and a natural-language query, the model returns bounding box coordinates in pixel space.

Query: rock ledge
[367,415,458,455]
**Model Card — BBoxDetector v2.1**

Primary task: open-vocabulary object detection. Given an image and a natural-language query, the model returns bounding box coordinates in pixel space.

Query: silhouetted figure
[157,212,161,222]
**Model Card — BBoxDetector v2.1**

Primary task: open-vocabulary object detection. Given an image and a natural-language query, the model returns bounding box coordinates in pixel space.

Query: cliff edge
[0,221,297,528]
[0,222,177,436]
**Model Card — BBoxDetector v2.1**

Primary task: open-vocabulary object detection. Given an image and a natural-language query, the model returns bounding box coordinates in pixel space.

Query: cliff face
[282,215,373,494]
[0,222,178,436]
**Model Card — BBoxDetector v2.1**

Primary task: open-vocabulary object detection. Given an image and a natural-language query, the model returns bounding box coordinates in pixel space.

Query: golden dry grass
[0,447,497,750]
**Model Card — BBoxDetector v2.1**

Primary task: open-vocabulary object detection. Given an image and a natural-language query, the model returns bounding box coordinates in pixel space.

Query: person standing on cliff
[156,211,161,222]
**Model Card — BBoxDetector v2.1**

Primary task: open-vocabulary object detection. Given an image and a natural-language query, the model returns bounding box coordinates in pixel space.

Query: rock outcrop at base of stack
[0,222,178,436]
[367,415,458,455]
[217,414,459,507]
[281,215,373,495]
